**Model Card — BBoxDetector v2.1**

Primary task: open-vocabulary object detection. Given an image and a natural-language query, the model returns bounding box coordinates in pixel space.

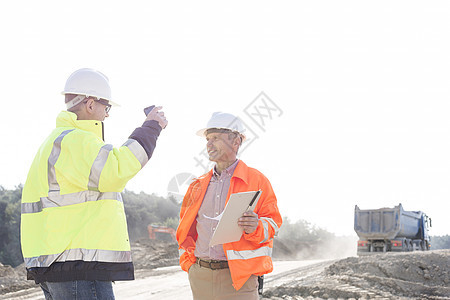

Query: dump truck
[354,203,431,255]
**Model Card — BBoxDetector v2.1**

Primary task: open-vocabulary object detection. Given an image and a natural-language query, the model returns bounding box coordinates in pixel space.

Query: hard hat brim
[61,91,120,107]
[196,128,208,137]
[108,100,120,107]
[196,127,246,142]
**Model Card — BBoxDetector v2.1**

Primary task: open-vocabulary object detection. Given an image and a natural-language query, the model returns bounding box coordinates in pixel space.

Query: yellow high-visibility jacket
[21,110,161,283]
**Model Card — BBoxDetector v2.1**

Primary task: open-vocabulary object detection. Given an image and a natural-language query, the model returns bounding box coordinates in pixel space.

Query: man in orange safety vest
[177,112,282,300]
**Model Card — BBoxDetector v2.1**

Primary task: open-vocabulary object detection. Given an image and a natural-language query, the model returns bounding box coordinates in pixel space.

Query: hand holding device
[144,105,168,129]
[144,105,155,116]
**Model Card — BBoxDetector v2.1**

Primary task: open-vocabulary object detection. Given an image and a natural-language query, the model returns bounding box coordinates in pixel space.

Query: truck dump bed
[354,204,423,240]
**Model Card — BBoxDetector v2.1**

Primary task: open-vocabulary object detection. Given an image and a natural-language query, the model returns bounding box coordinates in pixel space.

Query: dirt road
[2,260,328,300]
[116,260,329,299]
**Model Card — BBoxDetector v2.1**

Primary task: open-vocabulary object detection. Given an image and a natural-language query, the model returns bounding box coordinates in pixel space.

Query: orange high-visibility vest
[177,160,282,290]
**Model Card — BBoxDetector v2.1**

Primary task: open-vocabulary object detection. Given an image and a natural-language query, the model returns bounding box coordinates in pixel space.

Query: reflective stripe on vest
[226,246,272,260]
[88,144,114,191]
[21,191,123,214]
[122,139,148,167]
[48,129,74,192]
[260,219,269,244]
[24,248,132,268]
[88,139,147,192]
[260,217,279,238]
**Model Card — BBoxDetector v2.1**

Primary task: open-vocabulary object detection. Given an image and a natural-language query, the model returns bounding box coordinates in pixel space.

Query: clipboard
[209,190,262,246]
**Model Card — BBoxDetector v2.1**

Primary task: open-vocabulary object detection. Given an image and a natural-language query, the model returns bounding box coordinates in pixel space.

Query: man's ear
[85,98,96,113]
[233,136,242,149]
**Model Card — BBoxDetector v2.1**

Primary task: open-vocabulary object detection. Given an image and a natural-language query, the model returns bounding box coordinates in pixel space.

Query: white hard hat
[62,68,120,109]
[197,112,246,141]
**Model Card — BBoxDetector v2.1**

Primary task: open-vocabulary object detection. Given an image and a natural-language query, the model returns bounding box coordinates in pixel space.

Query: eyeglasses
[83,98,111,113]
[95,99,112,113]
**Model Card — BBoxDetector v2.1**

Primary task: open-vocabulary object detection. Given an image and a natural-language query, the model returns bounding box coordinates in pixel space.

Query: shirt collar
[213,159,240,178]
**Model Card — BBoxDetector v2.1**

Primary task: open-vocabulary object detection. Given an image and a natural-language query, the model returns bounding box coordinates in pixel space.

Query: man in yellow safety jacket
[21,68,168,299]
[177,112,282,300]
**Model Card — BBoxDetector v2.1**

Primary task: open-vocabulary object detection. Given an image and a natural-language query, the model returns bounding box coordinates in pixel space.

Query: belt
[196,258,229,270]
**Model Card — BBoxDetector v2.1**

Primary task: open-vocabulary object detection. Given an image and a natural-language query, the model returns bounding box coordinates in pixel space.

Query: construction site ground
[0,239,449,299]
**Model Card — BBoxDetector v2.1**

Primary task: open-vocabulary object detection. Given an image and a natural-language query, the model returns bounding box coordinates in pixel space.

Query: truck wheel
[405,240,412,251]
[402,242,407,252]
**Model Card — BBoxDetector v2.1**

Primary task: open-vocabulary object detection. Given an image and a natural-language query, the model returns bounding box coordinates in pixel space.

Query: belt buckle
[210,261,218,270]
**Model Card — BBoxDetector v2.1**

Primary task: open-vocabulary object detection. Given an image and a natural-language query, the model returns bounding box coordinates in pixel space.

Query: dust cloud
[273,236,358,261]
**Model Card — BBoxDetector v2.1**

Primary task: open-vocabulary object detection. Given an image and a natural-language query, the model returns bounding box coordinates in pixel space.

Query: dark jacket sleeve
[128,120,162,159]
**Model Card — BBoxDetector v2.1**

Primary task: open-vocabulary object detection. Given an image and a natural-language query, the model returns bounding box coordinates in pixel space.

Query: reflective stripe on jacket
[21,111,159,281]
[176,160,282,291]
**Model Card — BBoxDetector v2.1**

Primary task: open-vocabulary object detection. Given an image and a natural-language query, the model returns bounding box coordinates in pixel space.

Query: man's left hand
[238,211,259,234]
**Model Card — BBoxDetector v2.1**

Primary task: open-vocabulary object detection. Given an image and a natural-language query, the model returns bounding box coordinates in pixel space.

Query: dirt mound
[131,239,179,271]
[263,250,450,300]
[327,250,449,286]
[0,264,15,278]
[0,263,35,295]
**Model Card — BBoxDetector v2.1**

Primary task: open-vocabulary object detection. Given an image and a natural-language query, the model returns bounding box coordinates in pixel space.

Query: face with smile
[205,129,242,171]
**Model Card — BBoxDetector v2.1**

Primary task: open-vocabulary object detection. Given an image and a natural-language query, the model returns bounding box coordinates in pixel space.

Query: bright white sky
[1,1,449,237]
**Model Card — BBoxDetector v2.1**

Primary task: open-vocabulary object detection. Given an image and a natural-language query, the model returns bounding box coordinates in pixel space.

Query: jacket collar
[231,160,249,185]
[55,111,104,140]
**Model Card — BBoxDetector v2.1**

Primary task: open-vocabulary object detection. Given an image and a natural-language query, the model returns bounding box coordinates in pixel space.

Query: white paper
[209,190,261,246]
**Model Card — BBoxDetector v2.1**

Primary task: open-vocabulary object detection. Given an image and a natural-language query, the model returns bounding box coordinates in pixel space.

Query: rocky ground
[1,239,449,299]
